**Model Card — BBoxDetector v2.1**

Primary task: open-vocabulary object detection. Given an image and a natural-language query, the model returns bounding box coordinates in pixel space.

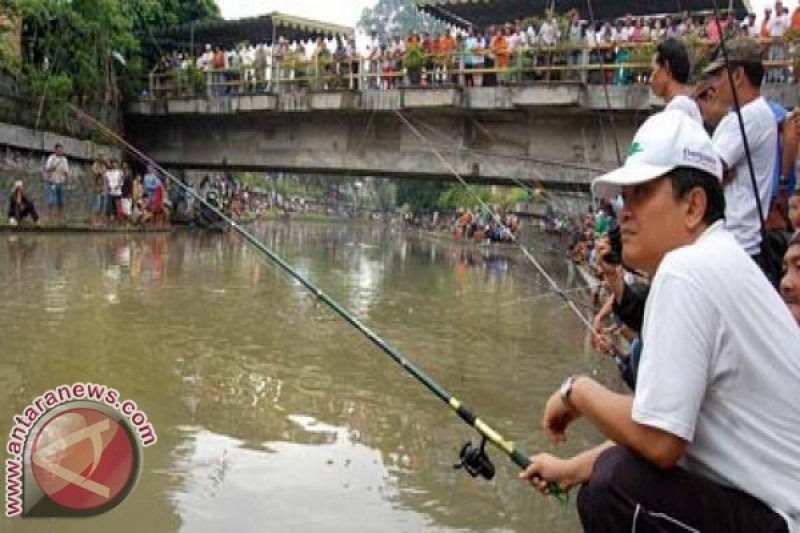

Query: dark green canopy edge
[153,12,354,50]
[415,0,752,30]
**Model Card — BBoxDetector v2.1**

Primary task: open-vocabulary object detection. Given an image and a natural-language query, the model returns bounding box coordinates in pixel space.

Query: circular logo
[29,405,139,514]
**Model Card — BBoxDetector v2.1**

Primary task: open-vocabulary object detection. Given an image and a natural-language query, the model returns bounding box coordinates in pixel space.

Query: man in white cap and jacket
[520,110,800,532]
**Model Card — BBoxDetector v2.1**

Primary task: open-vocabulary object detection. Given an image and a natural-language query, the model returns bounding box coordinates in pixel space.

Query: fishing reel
[453,436,495,480]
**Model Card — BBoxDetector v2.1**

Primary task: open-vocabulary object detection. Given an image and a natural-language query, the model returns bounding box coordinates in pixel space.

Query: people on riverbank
[91,158,107,227]
[105,159,123,223]
[522,111,800,532]
[44,143,69,223]
[789,189,800,231]
[7,180,39,225]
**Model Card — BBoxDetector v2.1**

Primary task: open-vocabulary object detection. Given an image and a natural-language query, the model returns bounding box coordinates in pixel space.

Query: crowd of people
[520,32,799,532]
[87,161,169,227]
[148,3,800,98]
[4,141,275,228]
[450,207,522,243]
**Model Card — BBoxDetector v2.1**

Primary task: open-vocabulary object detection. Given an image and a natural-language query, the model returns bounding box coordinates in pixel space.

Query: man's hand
[592,326,618,355]
[542,389,580,443]
[519,453,580,494]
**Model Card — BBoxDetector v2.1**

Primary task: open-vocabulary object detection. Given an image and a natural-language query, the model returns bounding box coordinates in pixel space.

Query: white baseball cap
[592,110,722,200]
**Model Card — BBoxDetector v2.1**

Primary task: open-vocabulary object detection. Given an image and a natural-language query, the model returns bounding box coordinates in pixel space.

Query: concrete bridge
[126,83,799,189]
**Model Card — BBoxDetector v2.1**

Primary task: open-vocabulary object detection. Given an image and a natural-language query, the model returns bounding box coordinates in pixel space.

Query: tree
[4,0,220,113]
[131,0,220,35]
[357,0,444,41]
[395,179,448,213]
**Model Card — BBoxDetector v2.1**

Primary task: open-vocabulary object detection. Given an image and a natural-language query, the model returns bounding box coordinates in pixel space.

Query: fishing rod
[584,0,623,167]
[69,104,567,501]
[709,0,774,282]
[394,109,631,369]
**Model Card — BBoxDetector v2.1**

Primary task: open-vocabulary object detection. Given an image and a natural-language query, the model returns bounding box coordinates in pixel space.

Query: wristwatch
[559,375,579,409]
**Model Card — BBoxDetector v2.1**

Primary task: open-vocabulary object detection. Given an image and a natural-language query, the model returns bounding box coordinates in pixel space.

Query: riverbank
[0,223,173,233]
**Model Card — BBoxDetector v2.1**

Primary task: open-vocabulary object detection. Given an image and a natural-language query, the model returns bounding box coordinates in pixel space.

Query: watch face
[560,377,571,398]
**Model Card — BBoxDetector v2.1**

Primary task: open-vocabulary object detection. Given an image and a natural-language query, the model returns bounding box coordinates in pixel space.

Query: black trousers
[9,201,38,223]
[577,446,788,532]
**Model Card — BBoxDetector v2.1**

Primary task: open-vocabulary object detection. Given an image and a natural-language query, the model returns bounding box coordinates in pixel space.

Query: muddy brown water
[0,222,616,532]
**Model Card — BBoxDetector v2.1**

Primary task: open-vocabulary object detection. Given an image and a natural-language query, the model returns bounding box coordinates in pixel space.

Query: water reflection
[0,223,602,532]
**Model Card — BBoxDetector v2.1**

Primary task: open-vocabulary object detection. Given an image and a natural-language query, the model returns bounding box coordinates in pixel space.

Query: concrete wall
[125,83,799,188]
[0,121,120,221]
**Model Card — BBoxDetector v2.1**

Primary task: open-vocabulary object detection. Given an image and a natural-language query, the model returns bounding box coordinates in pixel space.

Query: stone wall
[0,121,120,222]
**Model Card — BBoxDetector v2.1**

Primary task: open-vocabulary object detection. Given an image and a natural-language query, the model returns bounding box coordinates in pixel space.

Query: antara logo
[628,142,643,156]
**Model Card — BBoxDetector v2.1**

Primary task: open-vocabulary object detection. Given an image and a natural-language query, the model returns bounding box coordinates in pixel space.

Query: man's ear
[684,187,708,231]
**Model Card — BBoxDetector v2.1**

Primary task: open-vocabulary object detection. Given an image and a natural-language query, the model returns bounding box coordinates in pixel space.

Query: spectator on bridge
[664,16,680,39]
[762,7,773,38]
[365,30,382,89]
[793,2,800,30]
[465,27,484,87]
[650,38,703,124]
[630,17,646,42]
[651,18,664,41]
[742,12,759,38]
[767,1,790,82]
[7,180,39,225]
[491,27,510,83]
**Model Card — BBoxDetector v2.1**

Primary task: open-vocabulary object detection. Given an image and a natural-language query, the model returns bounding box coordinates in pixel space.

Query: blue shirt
[143,173,160,195]
[768,101,797,199]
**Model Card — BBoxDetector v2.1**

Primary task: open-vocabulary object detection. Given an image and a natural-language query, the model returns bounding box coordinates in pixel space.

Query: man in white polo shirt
[701,38,778,282]
[520,111,799,532]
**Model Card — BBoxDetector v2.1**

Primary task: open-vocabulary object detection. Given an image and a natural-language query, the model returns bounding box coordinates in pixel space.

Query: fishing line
[69,103,567,500]
[585,0,624,167]
[709,0,772,276]
[402,111,596,224]
[395,109,630,370]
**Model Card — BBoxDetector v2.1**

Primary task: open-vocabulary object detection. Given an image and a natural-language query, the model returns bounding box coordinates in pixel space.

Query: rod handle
[511,449,569,503]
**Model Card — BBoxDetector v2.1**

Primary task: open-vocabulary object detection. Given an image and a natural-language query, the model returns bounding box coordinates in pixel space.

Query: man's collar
[696,220,725,244]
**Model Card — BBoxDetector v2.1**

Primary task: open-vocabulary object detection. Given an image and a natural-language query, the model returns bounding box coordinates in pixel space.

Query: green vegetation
[396,179,530,213]
[0,0,219,131]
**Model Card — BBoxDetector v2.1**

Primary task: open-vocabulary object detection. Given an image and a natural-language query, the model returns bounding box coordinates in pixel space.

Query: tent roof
[154,12,353,50]
[415,0,753,29]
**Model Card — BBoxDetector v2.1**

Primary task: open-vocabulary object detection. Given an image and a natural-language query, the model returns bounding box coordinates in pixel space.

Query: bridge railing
[143,37,799,101]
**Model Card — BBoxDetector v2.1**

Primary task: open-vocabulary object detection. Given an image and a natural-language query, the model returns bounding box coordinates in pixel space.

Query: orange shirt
[491,35,510,68]
[439,35,455,53]
[761,20,770,38]
[792,8,800,30]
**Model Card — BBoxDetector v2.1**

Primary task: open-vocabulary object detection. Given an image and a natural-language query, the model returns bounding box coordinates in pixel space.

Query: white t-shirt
[633,222,800,533]
[45,154,69,185]
[712,96,777,255]
[665,94,703,125]
[768,13,790,37]
[106,169,123,197]
[538,21,558,46]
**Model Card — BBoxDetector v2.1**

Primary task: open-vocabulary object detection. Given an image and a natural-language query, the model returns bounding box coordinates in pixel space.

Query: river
[0,222,617,532]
